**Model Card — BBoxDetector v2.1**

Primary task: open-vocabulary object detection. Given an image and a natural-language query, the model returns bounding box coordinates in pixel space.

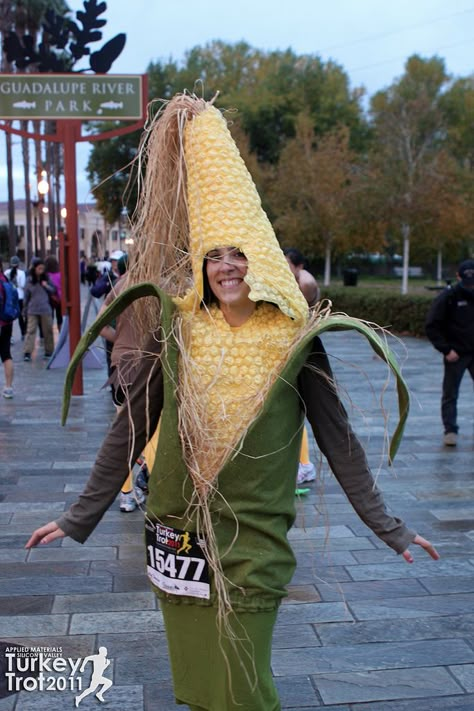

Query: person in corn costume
[26,94,439,711]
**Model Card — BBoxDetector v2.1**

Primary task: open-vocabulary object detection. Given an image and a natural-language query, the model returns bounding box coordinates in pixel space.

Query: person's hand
[25,522,66,549]
[445,349,459,363]
[402,534,440,564]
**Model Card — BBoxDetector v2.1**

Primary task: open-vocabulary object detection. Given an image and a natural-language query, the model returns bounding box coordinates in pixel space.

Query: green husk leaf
[308,314,409,463]
[62,282,169,425]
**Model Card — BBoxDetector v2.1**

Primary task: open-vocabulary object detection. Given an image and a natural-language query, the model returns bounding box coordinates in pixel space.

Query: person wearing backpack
[0,257,17,398]
[5,256,26,339]
[426,259,474,447]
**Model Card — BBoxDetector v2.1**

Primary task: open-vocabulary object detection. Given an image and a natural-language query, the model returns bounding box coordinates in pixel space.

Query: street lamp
[38,170,49,199]
[31,198,39,256]
[37,170,49,257]
[119,206,129,250]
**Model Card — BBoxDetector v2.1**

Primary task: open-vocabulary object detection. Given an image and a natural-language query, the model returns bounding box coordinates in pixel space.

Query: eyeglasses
[205,247,247,265]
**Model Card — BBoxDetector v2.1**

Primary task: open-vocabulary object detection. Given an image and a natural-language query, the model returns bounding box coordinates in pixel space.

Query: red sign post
[0,73,148,395]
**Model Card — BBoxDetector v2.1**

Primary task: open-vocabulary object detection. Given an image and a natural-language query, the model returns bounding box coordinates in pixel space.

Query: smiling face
[205,246,255,324]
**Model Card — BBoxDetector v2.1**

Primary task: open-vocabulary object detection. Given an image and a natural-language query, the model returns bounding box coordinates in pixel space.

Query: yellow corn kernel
[182,303,300,446]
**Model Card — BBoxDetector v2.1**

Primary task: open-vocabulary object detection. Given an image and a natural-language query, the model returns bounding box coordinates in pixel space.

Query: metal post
[59,120,83,396]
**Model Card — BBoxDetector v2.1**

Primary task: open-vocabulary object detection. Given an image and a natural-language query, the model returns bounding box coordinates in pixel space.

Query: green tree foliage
[86,124,141,224]
[368,55,467,291]
[441,77,474,170]
[88,41,368,221]
[269,114,376,285]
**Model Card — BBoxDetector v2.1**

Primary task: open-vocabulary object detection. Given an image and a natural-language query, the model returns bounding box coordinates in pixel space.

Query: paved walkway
[1,313,474,710]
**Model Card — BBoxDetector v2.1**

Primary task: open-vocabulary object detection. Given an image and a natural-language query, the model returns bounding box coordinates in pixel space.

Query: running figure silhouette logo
[75,646,112,706]
[177,531,192,554]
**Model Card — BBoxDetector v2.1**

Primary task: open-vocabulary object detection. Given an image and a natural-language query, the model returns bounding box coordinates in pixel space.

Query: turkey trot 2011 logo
[2,644,113,705]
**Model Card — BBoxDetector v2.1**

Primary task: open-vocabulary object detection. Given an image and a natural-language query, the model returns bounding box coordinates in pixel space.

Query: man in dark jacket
[426,259,474,446]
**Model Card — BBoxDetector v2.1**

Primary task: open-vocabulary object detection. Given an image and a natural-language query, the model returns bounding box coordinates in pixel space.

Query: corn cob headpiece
[173,100,308,325]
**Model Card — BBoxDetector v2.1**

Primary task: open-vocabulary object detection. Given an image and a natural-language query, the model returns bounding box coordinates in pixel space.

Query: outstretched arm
[26,335,164,548]
[298,336,439,561]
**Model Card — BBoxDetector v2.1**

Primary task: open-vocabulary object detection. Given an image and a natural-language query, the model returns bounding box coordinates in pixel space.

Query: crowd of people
[0,249,128,400]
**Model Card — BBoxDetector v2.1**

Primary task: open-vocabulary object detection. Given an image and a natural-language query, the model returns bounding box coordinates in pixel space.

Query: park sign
[0,74,144,120]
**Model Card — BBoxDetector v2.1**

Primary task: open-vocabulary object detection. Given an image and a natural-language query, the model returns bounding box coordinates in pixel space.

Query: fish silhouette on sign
[99,101,123,110]
[12,100,36,109]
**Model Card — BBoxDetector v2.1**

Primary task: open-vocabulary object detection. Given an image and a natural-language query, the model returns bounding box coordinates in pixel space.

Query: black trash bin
[343,268,358,286]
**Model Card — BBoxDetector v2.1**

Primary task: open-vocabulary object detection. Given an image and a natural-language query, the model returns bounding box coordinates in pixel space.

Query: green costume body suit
[58,291,416,711]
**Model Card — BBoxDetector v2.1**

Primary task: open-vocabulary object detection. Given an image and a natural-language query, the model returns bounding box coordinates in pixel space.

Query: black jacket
[425,283,474,356]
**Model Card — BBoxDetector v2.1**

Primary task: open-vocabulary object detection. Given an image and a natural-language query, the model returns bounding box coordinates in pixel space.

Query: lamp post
[119,206,129,252]
[37,170,49,257]
[31,198,39,257]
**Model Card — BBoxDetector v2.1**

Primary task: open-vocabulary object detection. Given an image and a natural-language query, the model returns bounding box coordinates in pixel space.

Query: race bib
[145,520,210,599]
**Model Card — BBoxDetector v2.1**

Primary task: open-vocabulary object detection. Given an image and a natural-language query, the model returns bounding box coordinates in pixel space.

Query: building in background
[0,200,126,262]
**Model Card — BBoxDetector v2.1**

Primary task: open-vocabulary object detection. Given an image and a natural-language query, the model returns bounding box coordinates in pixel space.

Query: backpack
[0,279,20,322]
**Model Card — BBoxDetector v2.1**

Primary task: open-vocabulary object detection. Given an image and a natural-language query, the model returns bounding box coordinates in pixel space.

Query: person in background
[5,256,26,340]
[284,247,320,307]
[90,249,126,392]
[23,258,57,362]
[44,255,63,332]
[0,257,15,398]
[426,259,474,447]
[86,258,98,287]
[80,255,87,285]
[284,247,320,484]
[98,254,146,512]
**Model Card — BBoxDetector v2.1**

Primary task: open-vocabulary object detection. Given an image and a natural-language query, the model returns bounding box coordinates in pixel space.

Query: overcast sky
[1,0,473,203]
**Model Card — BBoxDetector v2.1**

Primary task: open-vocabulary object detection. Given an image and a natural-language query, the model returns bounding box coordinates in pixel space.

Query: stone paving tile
[0,550,27,563]
[276,602,352,625]
[315,613,474,646]
[97,631,169,658]
[419,574,474,594]
[272,624,321,649]
[27,546,117,562]
[114,653,172,683]
[288,525,356,540]
[345,558,474,581]
[346,694,474,710]
[274,675,321,707]
[291,565,353,585]
[52,591,156,614]
[0,575,112,596]
[284,585,321,604]
[0,613,69,637]
[13,683,142,710]
[290,536,377,552]
[316,577,427,602]
[61,532,144,547]
[89,559,146,576]
[143,680,180,710]
[350,592,474,620]
[272,639,474,676]
[0,595,53,616]
[0,561,90,578]
[112,574,151,593]
[117,545,145,559]
[449,664,474,692]
[293,551,358,567]
[0,502,66,514]
[312,667,463,705]
[69,610,164,635]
